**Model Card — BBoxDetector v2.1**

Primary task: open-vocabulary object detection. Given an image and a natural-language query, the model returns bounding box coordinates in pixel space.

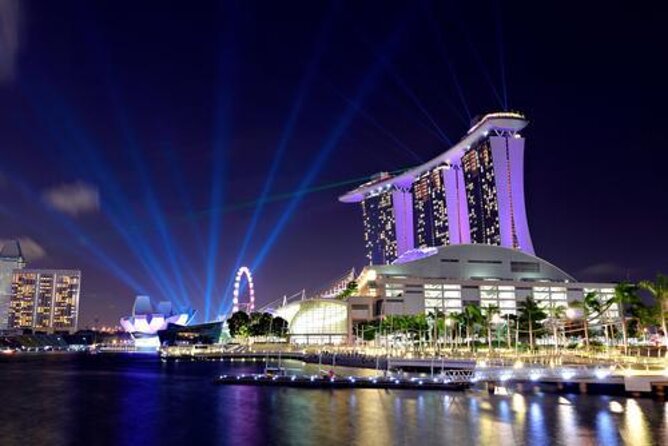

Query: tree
[448,312,466,350]
[482,304,500,352]
[271,317,288,337]
[247,312,267,337]
[463,304,483,351]
[629,302,659,341]
[518,296,546,352]
[336,281,358,300]
[610,282,640,355]
[571,291,604,350]
[506,313,519,350]
[227,311,250,338]
[427,311,446,353]
[545,304,566,352]
[639,274,668,352]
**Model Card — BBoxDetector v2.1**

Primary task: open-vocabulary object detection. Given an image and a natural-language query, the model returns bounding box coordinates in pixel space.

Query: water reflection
[623,399,651,446]
[596,410,619,446]
[0,355,666,446]
[528,401,548,444]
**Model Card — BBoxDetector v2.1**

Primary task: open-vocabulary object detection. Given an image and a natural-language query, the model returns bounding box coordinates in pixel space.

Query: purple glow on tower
[507,136,535,254]
[392,188,414,258]
[340,112,534,259]
[443,163,470,244]
[490,136,515,249]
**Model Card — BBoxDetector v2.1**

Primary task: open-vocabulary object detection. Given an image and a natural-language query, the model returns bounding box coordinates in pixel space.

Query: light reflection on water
[0,354,665,446]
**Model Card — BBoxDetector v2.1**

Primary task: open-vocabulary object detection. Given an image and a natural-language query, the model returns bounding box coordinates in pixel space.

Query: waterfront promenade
[158,343,668,398]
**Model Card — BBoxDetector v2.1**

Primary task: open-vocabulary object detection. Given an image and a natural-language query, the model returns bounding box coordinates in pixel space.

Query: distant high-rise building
[8,269,81,333]
[0,240,26,329]
[340,112,534,265]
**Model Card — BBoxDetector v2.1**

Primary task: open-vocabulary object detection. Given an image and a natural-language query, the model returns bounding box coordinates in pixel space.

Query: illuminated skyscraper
[359,173,414,265]
[412,165,449,248]
[462,139,500,245]
[0,240,26,329]
[8,269,81,333]
[340,112,534,264]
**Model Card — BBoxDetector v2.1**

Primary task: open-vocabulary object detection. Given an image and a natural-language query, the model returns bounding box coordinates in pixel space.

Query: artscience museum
[120,295,194,350]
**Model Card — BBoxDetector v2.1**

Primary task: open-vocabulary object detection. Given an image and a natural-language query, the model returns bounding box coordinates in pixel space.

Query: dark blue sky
[0,0,666,325]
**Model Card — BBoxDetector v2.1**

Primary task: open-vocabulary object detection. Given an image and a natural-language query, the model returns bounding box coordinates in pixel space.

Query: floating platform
[213,374,471,391]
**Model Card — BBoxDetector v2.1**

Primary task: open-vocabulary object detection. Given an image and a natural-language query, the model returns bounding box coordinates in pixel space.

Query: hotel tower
[340,112,534,265]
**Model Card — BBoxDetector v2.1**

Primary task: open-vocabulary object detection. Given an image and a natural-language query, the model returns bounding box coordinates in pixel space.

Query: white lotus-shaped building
[120,296,193,349]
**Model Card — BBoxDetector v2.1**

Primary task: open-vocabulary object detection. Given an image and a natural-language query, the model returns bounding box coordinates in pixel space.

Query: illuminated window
[480,284,516,315]
[423,283,461,315]
[289,301,348,345]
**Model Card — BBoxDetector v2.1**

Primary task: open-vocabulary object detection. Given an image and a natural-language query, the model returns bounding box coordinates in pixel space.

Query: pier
[214,371,473,391]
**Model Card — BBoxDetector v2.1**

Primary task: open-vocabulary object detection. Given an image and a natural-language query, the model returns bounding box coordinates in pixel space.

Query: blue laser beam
[422,4,472,123]
[204,3,238,320]
[107,96,193,308]
[332,87,424,163]
[0,172,146,293]
[21,84,187,308]
[240,24,409,317]
[492,0,509,110]
[215,6,337,318]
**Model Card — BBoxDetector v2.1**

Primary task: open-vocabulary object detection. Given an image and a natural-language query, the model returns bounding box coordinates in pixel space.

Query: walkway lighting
[594,369,610,380]
[561,370,575,380]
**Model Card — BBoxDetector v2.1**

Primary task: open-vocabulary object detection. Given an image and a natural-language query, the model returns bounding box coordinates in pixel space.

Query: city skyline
[0,1,666,325]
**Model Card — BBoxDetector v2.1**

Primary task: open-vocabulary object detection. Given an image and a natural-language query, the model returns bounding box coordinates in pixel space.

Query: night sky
[0,1,666,326]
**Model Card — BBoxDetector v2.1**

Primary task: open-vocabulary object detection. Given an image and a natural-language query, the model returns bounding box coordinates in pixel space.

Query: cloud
[0,0,22,83]
[43,181,100,216]
[0,237,47,261]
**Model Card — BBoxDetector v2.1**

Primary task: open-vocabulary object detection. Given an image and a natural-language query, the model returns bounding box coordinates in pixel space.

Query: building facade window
[532,286,568,308]
[423,283,462,315]
[480,284,516,314]
[8,270,80,333]
[583,287,618,322]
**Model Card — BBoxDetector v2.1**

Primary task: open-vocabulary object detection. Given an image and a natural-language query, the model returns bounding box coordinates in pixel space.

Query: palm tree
[546,304,566,352]
[639,274,668,353]
[448,312,466,350]
[506,313,518,350]
[610,282,640,355]
[482,304,500,352]
[463,304,483,351]
[432,310,445,354]
[571,291,605,350]
[518,296,546,352]
[630,302,659,343]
